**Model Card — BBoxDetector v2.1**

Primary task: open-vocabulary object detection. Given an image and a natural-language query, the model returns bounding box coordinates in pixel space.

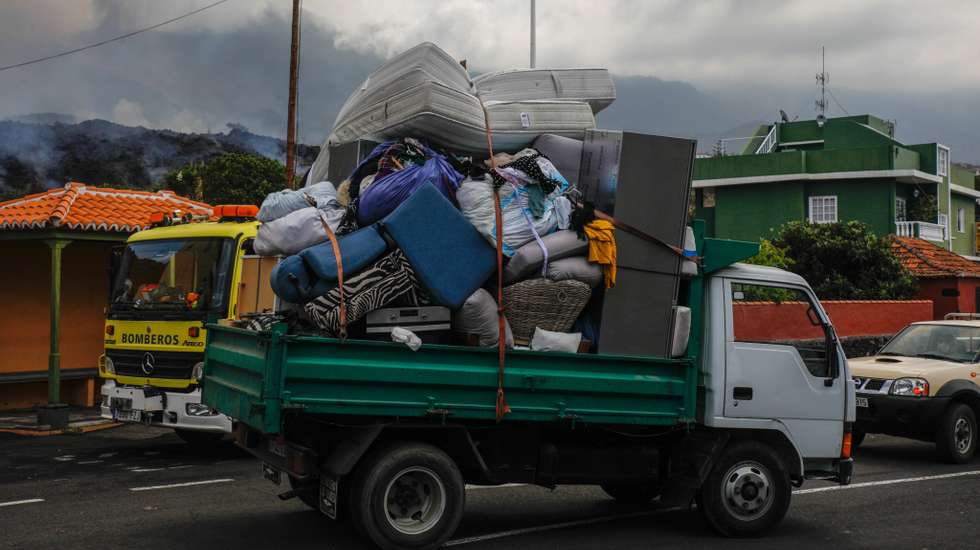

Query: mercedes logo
[141,352,156,375]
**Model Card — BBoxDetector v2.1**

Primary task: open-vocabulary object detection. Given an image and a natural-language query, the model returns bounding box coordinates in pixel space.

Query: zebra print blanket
[305,249,428,335]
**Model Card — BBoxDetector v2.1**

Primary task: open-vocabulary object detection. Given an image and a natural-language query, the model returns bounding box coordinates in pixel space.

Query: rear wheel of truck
[174,429,224,446]
[697,441,791,537]
[349,442,464,550]
[600,482,660,505]
[935,403,977,464]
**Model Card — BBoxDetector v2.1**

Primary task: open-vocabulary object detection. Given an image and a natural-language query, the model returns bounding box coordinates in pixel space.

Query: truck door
[723,280,845,457]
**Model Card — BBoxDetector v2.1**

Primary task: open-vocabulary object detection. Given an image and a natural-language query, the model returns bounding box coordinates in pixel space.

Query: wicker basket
[503,278,592,340]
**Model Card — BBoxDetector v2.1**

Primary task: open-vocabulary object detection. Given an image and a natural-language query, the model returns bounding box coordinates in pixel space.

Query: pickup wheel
[697,441,791,537]
[349,442,464,550]
[935,402,977,464]
[600,482,660,505]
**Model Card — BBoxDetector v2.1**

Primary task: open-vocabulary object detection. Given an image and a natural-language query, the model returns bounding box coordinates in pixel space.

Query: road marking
[445,507,685,546]
[129,478,234,492]
[132,468,166,473]
[465,483,527,491]
[0,499,44,508]
[795,469,980,495]
[77,460,103,465]
[98,452,117,458]
[53,455,75,462]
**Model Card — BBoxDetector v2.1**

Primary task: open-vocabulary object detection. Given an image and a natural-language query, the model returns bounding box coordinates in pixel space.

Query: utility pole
[530,0,536,68]
[285,0,301,189]
[815,46,828,124]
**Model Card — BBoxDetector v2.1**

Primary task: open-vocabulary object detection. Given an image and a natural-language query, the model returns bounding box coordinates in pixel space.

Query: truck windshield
[879,324,980,363]
[110,238,235,315]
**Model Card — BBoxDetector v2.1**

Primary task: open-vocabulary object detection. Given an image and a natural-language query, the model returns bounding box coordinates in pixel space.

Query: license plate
[856,397,869,408]
[113,408,141,422]
[268,439,287,458]
[319,476,338,519]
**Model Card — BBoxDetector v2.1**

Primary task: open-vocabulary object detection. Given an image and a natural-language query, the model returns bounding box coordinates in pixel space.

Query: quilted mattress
[473,68,616,114]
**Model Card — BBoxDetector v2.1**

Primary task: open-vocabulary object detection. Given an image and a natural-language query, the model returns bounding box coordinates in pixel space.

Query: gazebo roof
[0,182,211,233]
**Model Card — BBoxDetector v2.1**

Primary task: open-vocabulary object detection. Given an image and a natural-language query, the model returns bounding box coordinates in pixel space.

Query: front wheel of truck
[697,441,791,537]
[349,441,464,550]
[935,402,977,464]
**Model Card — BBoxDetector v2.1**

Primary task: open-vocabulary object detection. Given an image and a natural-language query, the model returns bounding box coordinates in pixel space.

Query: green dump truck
[201,224,855,550]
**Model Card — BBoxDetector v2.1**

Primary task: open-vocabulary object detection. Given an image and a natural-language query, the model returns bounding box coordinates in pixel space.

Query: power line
[827,88,850,116]
[0,0,232,73]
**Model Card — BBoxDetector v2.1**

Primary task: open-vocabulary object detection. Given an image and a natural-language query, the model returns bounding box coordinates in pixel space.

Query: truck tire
[935,402,977,464]
[348,441,464,550]
[697,440,791,537]
[174,429,224,446]
[600,482,660,505]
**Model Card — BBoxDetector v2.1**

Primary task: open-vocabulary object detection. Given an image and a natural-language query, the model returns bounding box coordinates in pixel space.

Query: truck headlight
[104,356,115,375]
[192,362,204,380]
[891,378,929,397]
[186,403,217,416]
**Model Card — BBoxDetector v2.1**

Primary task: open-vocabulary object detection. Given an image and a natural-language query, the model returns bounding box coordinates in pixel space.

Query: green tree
[746,239,794,270]
[770,220,917,300]
[162,153,285,206]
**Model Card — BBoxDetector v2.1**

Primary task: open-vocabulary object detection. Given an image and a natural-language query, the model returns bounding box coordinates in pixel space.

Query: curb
[0,420,122,437]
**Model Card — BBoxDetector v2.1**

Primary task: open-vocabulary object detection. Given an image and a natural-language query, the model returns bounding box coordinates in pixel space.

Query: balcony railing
[895,221,947,242]
[755,125,778,155]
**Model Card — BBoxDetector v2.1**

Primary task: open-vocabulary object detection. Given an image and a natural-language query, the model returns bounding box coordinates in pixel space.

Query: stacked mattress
[309,42,616,183]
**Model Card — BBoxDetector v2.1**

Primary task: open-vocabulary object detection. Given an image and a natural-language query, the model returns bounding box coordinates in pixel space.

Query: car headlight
[891,377,929,397]
[104,356,115,375]
[192,362,204,381]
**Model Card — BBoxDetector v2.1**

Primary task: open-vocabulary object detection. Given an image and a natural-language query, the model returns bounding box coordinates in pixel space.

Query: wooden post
[285,0,301,189]
[45,239,71,404]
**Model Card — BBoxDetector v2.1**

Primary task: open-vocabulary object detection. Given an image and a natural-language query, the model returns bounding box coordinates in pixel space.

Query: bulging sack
[257,181,338,222]
[503,230,589,283]
[453,288,514,348]
[355,147,463,225]
[254,205,345,257]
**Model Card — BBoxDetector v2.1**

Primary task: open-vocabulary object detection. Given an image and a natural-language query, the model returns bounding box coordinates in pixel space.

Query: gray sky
[1,0,978,160]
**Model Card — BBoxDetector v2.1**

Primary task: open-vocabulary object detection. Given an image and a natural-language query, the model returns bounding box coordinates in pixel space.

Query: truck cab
[99,206,274,443]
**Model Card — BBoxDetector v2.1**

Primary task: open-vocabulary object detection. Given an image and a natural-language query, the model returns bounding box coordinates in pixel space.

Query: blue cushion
[271,255,316,304]
[299,225,388,283]
[381,182,497,309]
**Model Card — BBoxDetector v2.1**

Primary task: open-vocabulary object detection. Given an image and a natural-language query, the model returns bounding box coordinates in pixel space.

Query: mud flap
[660,430,730,506]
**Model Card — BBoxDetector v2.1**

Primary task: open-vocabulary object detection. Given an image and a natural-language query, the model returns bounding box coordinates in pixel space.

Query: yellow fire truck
[98,205,276,444]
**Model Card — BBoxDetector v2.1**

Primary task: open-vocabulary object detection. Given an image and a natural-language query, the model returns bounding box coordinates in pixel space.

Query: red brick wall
[915,279,980,320]
[733,300,933,341]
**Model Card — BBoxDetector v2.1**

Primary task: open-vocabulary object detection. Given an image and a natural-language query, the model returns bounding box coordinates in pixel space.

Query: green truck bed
[203,326,696,434]
[201,228,757,435]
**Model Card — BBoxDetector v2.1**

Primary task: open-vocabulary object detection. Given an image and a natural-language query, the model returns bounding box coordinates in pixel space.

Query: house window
[938,147,949,177]
[895,197,907,222]
[957,208,965,233]
[938,212,949,238]
[809,195,838,224]
[702,187,716,208]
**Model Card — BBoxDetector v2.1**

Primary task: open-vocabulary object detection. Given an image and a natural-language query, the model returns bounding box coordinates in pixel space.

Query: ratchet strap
[480,98,511,422]
[317,212,348,342]
[587,204,701,265]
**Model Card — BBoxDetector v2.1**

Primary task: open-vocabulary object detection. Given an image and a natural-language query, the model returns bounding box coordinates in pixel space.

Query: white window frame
[938,146,950,177]
[957,208,965,233]
[808,195,838,224]
[895,197,907,222]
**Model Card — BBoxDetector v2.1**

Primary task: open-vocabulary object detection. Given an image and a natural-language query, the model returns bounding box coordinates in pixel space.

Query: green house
[693,115,980,257]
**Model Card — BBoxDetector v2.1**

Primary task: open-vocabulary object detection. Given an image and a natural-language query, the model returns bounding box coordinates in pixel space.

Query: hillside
[0,118,319,200]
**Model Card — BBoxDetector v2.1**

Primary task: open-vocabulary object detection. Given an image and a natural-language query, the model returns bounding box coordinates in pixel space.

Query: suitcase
[364,306,453,344]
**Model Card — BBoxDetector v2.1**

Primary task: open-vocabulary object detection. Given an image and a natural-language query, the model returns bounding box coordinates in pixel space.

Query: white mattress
[332,80,595,153]
[473,68,616,114]
[334,42,472,129]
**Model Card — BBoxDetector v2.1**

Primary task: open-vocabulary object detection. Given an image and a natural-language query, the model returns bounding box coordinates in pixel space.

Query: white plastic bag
[391,326,422,351]
[257,181,338,223]
[254,204,345,256]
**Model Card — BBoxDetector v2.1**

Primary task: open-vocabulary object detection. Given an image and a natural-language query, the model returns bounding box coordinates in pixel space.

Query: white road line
[794,469,980,495]
[131,468,166,473]
[0,499,44,508]
[445,507,685,546]
[77,460,103,465]
[129,478,234,492]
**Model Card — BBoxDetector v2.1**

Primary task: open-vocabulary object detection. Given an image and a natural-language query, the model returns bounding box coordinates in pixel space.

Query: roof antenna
[815,46,828,126]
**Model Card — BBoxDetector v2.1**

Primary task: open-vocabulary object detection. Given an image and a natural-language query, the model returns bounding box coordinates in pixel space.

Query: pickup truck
[201,225,855,550]
[850,314,980,463]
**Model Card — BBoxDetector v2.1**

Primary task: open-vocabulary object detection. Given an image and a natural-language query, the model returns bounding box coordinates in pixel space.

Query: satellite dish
[779,109,790,123]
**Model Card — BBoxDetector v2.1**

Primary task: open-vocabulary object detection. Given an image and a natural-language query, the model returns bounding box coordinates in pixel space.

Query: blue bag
[356,145,463,225]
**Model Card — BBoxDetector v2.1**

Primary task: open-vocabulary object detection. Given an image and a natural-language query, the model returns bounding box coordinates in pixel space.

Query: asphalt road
[1,426,978,550]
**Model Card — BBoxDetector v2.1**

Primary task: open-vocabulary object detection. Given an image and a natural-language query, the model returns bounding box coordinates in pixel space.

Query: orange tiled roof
[891,236,980,279]
[0,182,211,233]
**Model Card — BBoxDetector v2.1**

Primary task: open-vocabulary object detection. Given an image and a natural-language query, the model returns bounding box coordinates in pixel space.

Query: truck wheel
[174,429,224,446]
[600,482,660,505]
[288,476,320,510]
[349,442,464,550]
[697,441,791,537]
[935,403,977,464]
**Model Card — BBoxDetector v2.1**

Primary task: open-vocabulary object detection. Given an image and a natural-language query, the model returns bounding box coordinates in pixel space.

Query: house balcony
[895,221,947,243]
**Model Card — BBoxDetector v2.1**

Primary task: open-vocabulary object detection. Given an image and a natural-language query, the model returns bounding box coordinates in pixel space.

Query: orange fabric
[584,219,617,288]
[0,182,211,231]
